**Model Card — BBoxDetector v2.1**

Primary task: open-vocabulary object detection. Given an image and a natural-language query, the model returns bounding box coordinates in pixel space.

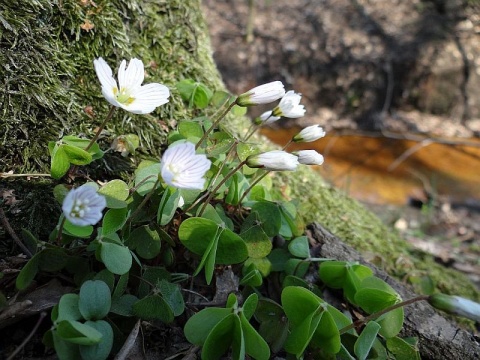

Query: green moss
[0,0,222,173]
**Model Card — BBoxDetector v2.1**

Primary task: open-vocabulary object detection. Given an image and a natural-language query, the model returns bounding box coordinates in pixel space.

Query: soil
[201,0,480,289]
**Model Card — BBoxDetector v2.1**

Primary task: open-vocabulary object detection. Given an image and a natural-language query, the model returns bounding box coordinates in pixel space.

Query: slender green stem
[339,295,430,335]
[56,217,66,245]
[243,123,259,141]
[198,160,247,216]
[85,106,116,152]
[127,177,161,224]
[238,169,270,204]
[282,138,293,151]
[196,100,237,150]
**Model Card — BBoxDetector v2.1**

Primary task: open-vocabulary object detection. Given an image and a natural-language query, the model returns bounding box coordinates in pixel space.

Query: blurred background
[202,0,480,286]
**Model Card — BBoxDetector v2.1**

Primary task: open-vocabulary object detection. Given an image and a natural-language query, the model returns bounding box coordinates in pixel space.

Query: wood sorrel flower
[295,150,324,165]
[161,142,211,189]
[94,57,170,114]
[272,90,306,118]
[62,184,106,226]
[246,150,299,171]
[236,81,285,107]
[293,125,326,143]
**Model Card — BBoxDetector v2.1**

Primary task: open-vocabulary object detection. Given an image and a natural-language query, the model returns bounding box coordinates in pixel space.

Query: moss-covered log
[0,0,478,306]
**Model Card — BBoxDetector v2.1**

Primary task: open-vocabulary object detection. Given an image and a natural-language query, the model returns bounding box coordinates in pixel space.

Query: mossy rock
[1,0,478,304]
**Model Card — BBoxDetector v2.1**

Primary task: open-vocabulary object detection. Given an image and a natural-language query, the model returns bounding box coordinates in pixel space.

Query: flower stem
[198,160,247,216]
[282,138,293,151]
[85,106,116,152]
[196,99,237,150]
[56,217,66,245]
[338,295,430,335]
[127,177,161,224]
[238,170,271,204]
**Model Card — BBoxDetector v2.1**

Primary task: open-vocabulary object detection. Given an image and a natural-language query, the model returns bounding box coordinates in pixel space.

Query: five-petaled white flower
[254,110,281,125]
[62,184,107,226]
[236,81,285,107]
[295,150,324,165]
[160,142,211,190]
[94,57,170,114]
[246,150,299,171]
[293,125,326,143]
[272,90,306,118]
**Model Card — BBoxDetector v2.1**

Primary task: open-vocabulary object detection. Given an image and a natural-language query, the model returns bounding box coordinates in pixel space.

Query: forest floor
[201,0,480,290]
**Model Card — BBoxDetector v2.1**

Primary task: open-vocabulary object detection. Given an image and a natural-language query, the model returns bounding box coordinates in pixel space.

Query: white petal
[126,83,170,114]
[94,58,118,103]
[121,58,145,91]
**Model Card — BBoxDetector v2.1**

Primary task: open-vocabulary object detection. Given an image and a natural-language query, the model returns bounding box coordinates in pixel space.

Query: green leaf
[110,294,138,317]
[231,104,247,116]
[284,308,323,356]
[312,310,341,354]
[62,144,92,165]
[268,248,291,272]
[93,270,115,292]
[178,121,204,140]
[250,201,281,237]
[176,79,196,104]
[354,321,381,360]
[240,312,270,360]
[377,307,404,338]
[132,295,174,323]
[210,90,231,108]
[127,225,162,259]
[285,258,309,277]
[63,219,93,238]
[16,251,40,290]
[134,161,161,196]
[79,320,113,360]
[288,236,310,258]
[98,180,129,209]
[255,299,289,353]
[179,217,248,264]
[113,273,129,298]
[21,229,39,255]
[52,331,82,360]
[240,219,272,259]
[241,293,258,320]
[62,136,104,160]
[56,320,102,345]
[318,261,348,289]
[240,263,263,287]
[158,280,185,316]
[184,307,232,345]
[78,280,111,320]
[138,266,171,298]
[51,145,71,179]
[100,242,132,275]
[201,313,236,360]
[53,184,69,204]
[386,336,420,360]
[157,186,181,225]
[57,294,82,322]
[101,208,128,235]
[39,248,68,272]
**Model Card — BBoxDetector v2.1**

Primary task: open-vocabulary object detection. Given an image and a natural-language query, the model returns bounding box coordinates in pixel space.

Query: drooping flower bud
[236,81,285,107]
[295,150,324,165]
[428,293,480,322]
[272,90,306,118]
[246,150,299,171]
[293,125,326,143]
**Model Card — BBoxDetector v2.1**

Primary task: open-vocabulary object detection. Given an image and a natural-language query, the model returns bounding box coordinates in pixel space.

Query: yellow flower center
[113,87,135,105]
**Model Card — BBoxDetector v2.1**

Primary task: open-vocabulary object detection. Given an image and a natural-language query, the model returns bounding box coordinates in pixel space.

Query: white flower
[62,184,106,226]
[295,150,324,165]
[254,110,281,125]
[236,81,285,106]
[429,294,480,322]
[293,125,326,143]
[94,57,170,114]
[246,150,299,171]
[272,90,306,118]
[161,142,211,190]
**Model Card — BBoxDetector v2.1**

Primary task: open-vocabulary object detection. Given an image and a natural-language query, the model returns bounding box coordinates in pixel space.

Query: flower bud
[246,150,299,171]
[236,81,285,107]
[428,294,480,322]
[293,125,326,143]
[254,110,281,125]
[295,150,324,165]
